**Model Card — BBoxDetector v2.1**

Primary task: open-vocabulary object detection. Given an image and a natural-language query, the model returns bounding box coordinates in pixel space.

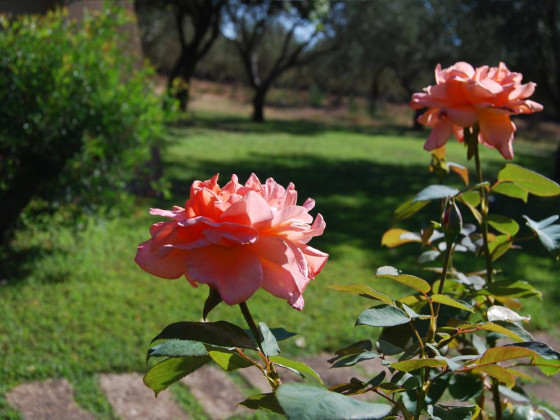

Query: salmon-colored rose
[135,174,328,310]
[411,62,543,159]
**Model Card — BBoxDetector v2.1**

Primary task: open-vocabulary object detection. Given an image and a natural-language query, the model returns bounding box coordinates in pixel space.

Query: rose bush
[135,173,328,309]
[410,61,543,159]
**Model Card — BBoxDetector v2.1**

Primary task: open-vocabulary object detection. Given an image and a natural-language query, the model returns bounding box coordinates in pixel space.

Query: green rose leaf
[268,327,297,342]
[392,197,429,224]
[275,383,393,420]
[239,393,284,414]
[151,321,257,349]
[524,215,560,257]
[258,322,281,357]
[460,190,481,207]
[413,185,460,203]
[270,355,323,384]
[427,404,481,420]
[376,267,431,294]
[334,339,373,356]
[498,385,529,403]
[147,340,208,362]
[487,234,512,261]
[330,351,379,368]
[449,374,483,401]
[329,283,394,306]
[431,294,474,312]
[498,163,560,197]
[491,182,529,202]
[144,356,211,396]
[492,321,533,342]
[205,345,254,371]
[391,371,420,390]
[487,214,520,236]
[356,304,412,327]
[485,280,542,299]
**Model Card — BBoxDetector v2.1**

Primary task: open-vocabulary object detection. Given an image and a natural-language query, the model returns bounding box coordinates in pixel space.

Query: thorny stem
[239,301,281,389]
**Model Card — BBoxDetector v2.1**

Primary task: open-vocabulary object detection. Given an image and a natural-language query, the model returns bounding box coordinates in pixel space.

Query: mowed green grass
[1,112,559,418]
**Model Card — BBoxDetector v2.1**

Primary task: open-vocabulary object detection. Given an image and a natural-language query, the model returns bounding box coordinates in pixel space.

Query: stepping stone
[99,372,187,420]
[6,378,95,420]
[181,365,249,419]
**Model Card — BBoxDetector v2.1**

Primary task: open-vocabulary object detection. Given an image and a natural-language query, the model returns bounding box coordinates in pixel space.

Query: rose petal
[424,118,453,151]
[221,191,273,226]
[185,246,263,305]
[135,241,187,279]
[479,111,516,159]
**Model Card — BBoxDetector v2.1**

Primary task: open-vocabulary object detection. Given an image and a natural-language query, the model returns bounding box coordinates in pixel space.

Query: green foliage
[144,356,211,396]
[275,383,392,420]
[0,7,167,234]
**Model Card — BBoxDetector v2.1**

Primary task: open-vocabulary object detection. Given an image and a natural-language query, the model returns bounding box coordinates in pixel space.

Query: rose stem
[239,301,281,387]
[471,128,502,420]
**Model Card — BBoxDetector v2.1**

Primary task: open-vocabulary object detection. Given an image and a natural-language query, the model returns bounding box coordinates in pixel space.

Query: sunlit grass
[1,111,558,418]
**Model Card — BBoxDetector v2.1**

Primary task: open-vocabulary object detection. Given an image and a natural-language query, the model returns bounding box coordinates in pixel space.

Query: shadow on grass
[162,148,559,271]
[172,113,428,139]
[164,151,445,272]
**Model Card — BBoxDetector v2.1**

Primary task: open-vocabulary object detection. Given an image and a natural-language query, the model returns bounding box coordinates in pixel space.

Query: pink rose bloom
[135,173,328,310]
[411,62,543,159]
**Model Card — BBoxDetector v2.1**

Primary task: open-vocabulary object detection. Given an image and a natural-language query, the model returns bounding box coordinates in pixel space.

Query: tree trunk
[368,69,383,114]
[166,51,197,112]
[252,87,267,122]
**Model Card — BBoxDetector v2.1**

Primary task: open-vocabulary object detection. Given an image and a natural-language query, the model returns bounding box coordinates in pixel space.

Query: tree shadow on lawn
[164,150,559,271]
[165,152,446,272]
[174,114,427,139]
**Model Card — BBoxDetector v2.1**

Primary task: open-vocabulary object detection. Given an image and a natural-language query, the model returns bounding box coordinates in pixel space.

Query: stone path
[5,378,96,420]
[5,350,560,419]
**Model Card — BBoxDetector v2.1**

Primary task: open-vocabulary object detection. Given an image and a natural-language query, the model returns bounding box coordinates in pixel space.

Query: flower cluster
[136,173,328,310]
[411,62,543,159]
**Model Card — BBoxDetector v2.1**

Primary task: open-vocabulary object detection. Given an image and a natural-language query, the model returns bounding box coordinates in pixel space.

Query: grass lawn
[1,110,559,418]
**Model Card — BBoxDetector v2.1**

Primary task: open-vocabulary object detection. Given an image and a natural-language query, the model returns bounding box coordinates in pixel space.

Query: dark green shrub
[0,7,168,237]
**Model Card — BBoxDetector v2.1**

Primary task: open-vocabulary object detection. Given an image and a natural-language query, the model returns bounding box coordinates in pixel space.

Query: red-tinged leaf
[471,364,515,388]
[381,228,421,248]
[392,197,429,224]
[375,268,431,294]
[391,359,447,372]
[329,284,394,306]
[449,162,469,186]
[478,346,538,365]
